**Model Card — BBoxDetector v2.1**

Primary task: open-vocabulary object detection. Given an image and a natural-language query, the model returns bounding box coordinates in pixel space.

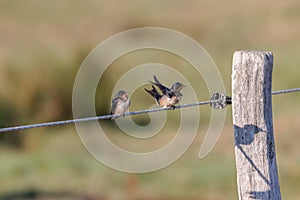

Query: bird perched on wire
[110,90,131,119]
[144,75,185,109]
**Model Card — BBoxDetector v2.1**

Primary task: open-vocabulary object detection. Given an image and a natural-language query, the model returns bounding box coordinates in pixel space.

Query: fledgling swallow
[110,90,130,119]
[144,75,185,109]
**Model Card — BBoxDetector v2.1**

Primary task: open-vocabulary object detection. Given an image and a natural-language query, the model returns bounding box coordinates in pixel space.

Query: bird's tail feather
[144,85,161,100]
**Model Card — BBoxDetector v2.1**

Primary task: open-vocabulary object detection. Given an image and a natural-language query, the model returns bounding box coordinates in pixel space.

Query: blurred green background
[0,0,300,199]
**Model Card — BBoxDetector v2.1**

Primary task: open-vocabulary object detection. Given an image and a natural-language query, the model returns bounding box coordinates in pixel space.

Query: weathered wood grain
[232,51,281,200]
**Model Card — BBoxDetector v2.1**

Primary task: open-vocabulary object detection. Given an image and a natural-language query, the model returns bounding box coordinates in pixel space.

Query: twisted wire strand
[0,87,299,133]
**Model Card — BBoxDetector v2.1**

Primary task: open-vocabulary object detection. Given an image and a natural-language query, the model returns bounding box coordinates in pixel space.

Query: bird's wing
[144,85,162,100]
[149,75,175,98]
[110,97,121,114]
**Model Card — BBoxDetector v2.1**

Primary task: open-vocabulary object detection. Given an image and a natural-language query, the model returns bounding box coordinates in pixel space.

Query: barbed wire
[0,88,299,133]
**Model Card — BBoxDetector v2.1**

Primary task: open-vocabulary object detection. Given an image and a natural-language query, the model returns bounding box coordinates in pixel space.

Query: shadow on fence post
[232,50,282,200]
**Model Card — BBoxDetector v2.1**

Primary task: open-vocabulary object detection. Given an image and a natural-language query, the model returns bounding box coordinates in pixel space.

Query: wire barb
[0,87,299,133]
[210,92,232,109]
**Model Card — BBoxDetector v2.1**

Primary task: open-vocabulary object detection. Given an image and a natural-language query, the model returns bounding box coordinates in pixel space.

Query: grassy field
[0,0,300,199]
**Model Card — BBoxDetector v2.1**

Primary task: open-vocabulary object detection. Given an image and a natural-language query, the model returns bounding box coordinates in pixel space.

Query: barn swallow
[144,75,185,109]
[110,90,130,119]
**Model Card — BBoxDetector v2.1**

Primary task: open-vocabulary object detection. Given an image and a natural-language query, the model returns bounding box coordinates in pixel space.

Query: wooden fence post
[232,51,281,200]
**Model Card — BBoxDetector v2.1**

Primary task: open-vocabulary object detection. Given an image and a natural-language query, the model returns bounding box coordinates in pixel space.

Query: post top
[234,50,273,56]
